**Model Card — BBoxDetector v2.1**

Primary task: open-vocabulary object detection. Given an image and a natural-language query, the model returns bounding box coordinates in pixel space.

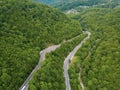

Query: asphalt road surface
[19,45,60,90]
[63,31,91,90]
[19,31,91,90]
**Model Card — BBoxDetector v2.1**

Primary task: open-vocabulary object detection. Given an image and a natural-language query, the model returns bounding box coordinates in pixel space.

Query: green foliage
[29,34,87,90]
[34,0,120,11]
[0,0,82,89]
[33,0,71,6]
[69,7,120,90]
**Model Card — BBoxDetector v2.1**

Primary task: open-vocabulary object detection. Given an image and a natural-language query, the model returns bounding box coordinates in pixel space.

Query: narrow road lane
[19,45,60,90]
[19,33,81,90]
[19,31,90,90]
[63,31,91,90]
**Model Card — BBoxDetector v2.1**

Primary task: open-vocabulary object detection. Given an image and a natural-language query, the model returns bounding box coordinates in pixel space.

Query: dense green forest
[69,7,120,90]
[33,0,120,11]
[1,0,120,90]
[29,33,87,90]
[34,0,71,5]
[34,0,62,5]
[0,0,82,89]
[56,0,120,11]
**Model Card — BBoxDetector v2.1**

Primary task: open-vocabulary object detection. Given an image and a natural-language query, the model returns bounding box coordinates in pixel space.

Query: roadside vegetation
[0,0,82,89]
[1,0,120,90]
[69,7,120,90]
[29,33,87,90]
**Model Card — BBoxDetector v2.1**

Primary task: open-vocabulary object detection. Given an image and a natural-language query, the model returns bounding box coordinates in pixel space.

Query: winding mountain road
[19,31,91,90]
[19,45,60,90]
[19,33,81,90]
[63,31,91,90]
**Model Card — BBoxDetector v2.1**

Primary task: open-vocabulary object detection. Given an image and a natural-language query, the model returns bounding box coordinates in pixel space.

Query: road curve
[19,33,82,90]
[63,31,91,90]
[19,45,61,90]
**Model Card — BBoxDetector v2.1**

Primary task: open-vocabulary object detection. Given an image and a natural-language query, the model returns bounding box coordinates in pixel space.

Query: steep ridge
[0,0,82,89]
[33,0,120,11]
[69,7,120,90]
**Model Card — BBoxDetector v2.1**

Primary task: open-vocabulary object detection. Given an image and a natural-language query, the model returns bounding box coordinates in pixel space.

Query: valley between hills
[0,0,120,90]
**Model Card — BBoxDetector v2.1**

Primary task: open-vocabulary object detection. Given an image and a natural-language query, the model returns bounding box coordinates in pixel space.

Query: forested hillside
[34,0,62,5]
[69,7,120,90]
[29,34,87,90]
[33,0,120,11]
[1,0,120,90]
[0,0,82,89]
[34,0,70,5]
[56,0,120,11]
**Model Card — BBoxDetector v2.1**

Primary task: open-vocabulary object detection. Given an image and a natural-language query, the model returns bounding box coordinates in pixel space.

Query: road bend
[63,31,91,90]
[19,31,91,90]
[19,45,60,90]
[19,33,81,90]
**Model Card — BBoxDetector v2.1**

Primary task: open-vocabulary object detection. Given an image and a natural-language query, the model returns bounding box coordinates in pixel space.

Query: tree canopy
[69,7,120,90]
[0,0,82,89]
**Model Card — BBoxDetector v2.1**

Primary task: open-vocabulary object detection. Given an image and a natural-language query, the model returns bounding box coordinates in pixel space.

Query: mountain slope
[0,0,82,89]
[34,0,70,5]
[34,0,61,5]
[69,7,120,90]
[57,0,120,11]
[33,0,120,11]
